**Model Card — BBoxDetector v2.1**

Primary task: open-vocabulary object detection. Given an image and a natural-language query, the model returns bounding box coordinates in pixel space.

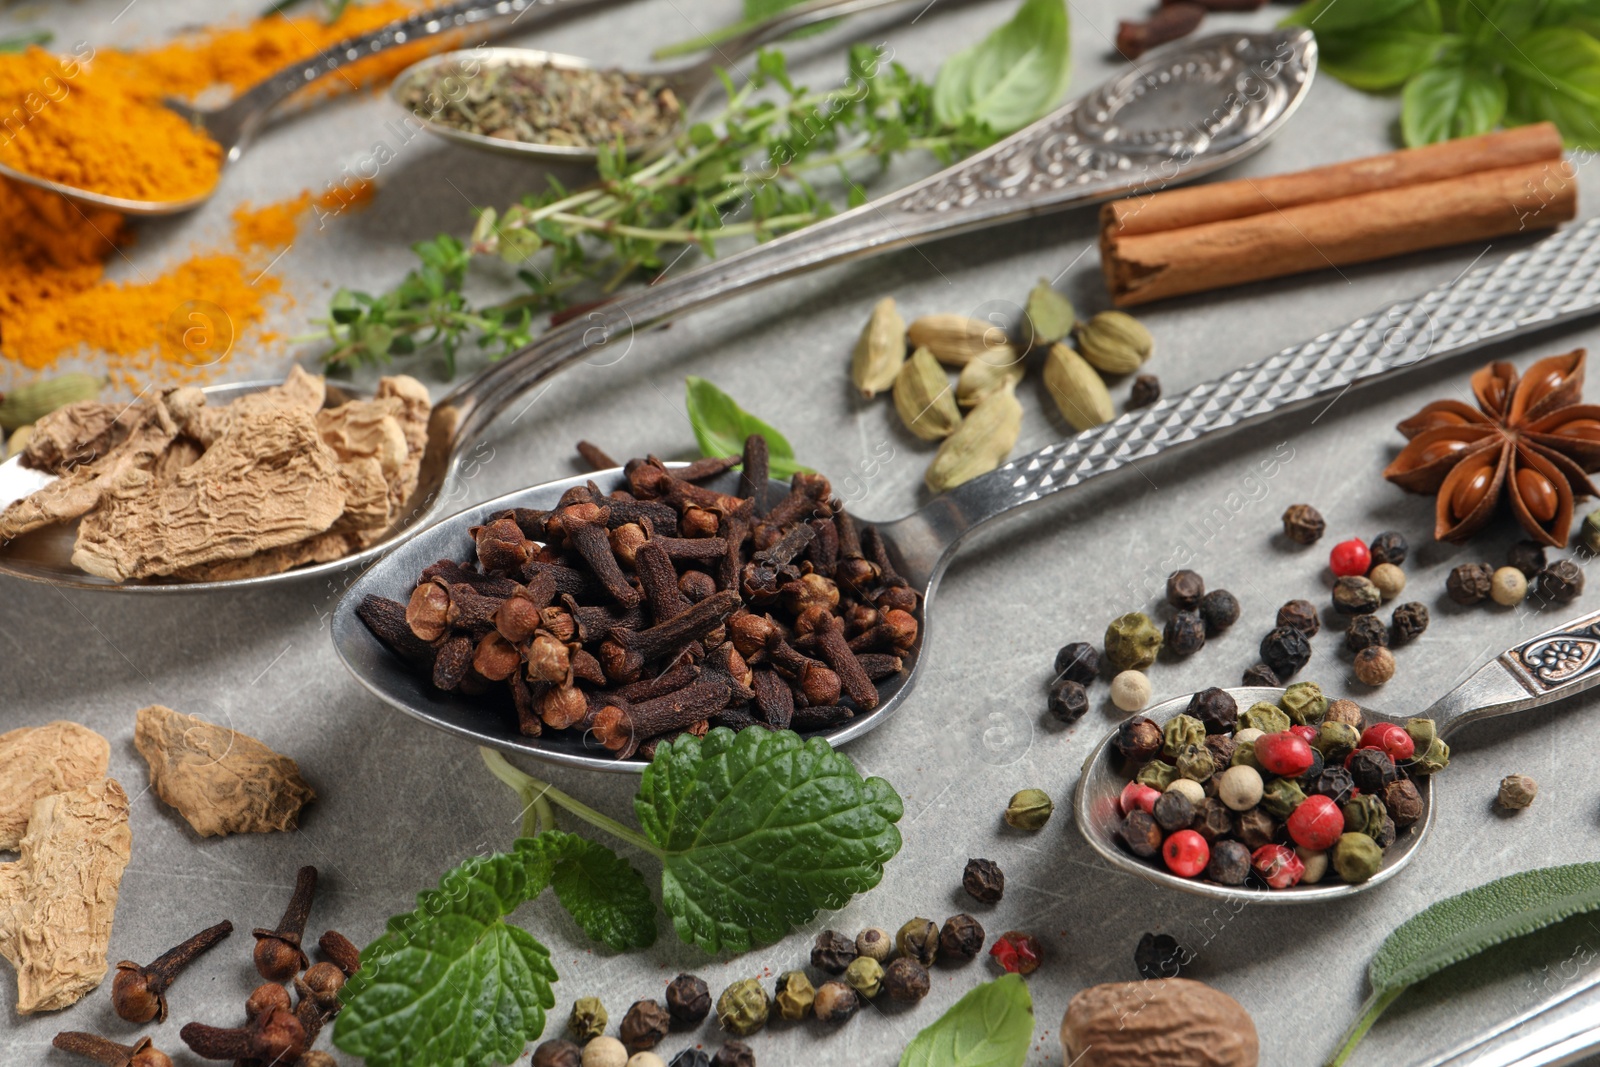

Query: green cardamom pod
[0,372,105,431]
[907,313,1008,366]
[955,347,1024,408]
[1042,343,1113,431]
[924,381,1022,493]
[1023,278,1074,345]
[1076,311,1153,375]
[7,425,33,459]
[893,346,961,440]
[849,297,906,399]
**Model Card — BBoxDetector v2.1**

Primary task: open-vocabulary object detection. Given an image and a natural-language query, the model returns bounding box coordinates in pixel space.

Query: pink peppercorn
[1290,725,1318,744]
[1120,781,1161,816]
[1359,723,1415,761]
[1287,794,1345,851]
[1251,844,1305,889]
[1255,731,1315,777]
[989,931,1042,975]
[1330,539,1371,577]
[1162,830,1210,878]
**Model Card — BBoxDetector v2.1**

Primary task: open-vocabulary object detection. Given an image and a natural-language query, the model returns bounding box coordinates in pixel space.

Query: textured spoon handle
[1424,603,1600,737]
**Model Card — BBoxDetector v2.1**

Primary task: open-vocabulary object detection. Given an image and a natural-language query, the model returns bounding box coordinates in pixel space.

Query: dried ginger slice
[168,365,327,448]
[19,400,141,474]
[0,396,178,541]
[375,374,430,508]
[133,705,315,837]
[169,529,359,582]
[0,778,131,1013]
[70,406,346,580]
[0,722,110,850]
[317,397,407,534]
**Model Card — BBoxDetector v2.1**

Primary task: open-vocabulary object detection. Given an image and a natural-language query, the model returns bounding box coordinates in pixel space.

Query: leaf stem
[478,747,662,857]
[1324,986,1405,1067]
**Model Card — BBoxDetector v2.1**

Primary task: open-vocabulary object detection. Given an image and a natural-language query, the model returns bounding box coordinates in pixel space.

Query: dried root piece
[0,721,110,850]
[0,778,132,1013]
[132,705,315,837]
[20,400,138,474]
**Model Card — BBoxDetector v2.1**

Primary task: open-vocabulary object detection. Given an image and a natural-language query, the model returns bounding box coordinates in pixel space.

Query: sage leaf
[933,0,1070,136]
[519,832,658,952]
[334,851,558,1067]
[899,974,1034,1067]
[1402,62,1507,145]
[1326,861,1600,1066]
[1501,28,1600,148]
[684,376,805,479]
[636,728,904,954]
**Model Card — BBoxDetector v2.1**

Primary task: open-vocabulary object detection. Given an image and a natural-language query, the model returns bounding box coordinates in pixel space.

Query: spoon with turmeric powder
[0,0,620,215]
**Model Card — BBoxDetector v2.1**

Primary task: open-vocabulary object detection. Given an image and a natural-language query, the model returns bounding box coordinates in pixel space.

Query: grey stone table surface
[5,1,1600,1064]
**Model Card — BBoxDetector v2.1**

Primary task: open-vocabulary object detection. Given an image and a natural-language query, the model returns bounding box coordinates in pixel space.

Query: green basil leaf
[334,852,558,1067]
[1319,30,1453,90]
[932,0,1071,136]
[1282,0,1427,33]
[683,376,804,478]
[1501,27,1600,147]
[519,832,658,952]
[636,728,905,954]
[1326,862,1600,1066]
[899,975,1034,1067]
[1401,63,1507,144]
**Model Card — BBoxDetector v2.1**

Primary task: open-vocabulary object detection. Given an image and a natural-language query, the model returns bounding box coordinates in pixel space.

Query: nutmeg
[1062,979,1258,1067]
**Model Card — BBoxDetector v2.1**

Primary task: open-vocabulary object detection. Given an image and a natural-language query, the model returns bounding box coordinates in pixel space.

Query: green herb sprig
[899,975,1035,1067]
[654,0,834,60]
[0,29,52,52]
[1326,861,1600,1065]
[1283,0,1600,147]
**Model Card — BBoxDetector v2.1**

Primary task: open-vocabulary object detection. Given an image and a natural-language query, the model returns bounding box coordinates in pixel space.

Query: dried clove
[179,1005,306,1063]
[53,1032,173,1067]
[112,919,233,1023]
[1117,2,1205,59]
[318,929,361,976]
[254,865,317,982]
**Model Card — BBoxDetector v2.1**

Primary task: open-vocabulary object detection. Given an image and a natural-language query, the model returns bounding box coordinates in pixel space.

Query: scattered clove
[179,1005,307,1063]
[254,866,317,982]
[1117,1,1206,59]
[318,929,362,976]
[112,919,233,1023]
[53,1032,173,1067]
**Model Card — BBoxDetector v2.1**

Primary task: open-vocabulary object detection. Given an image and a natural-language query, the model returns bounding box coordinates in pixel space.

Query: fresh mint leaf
[1402,62,1507,144]
[1282,0,1428,32]
[899,975,1034,1067]
[519,832,657,952]
[334,851,558,1067]
[684,376,804,478]
[1501,27,1600,147]
[1325,862,1600,1066]
[932,0,1070,136]
[636,728,904,954]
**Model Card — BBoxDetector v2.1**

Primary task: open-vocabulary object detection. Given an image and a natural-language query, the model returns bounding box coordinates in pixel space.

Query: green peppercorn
[842,957,882,999]
[1280,681,1327,725]
[1239,702,1290,734]
[1332,832,1384,882]
[939,913,985,961]
[1229,739,1260,771]
[1405,717,1438,746]
[897,917,941,964]
[1162,714,1207,757]
[1105,612,1162,671]
[569,997,608,1041]
[1003,788,1054,831]
[1135,759,1178,790]
[1313,721,1360,762]
[773,970,815,1021]
[1341,793,1387,838]
[1410,736,1451,775]
[1175,743,1215,783]
[1260,777,1307,818]
[715,979,770,1037]
[1582,512,1600,555]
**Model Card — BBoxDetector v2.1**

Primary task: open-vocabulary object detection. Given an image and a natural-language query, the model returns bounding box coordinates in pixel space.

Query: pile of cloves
[358,434,920,760]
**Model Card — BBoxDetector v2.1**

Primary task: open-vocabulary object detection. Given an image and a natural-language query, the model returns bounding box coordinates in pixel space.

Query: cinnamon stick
[1103,158,1576,307]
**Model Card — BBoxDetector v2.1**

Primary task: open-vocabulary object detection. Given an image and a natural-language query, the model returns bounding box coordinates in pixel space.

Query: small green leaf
[899,975,1034,1067]
[1282,0,1429,32]
[334,852,558,1067]
[636,728,904,954]
[932,0,1071,136]
[683,376,804,478]
[1325,862,1600,1066]
[1501,27,1600,148]
[1401,63,1507,144]
[519,832,658,952]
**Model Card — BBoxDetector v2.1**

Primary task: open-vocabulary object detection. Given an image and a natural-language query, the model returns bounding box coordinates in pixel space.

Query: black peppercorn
[1333,575,1382,615]
[1166,569,1205,610]
[1508,539,1548,578]
[939,914,985,962]
[1203,734,1237,773]
[1539,559,1585,603]
[712,1039,757,1067]
[1384,778,1425,826]
[1163,611,1206,657]
[1260,627,1312,678]
[1191,797,1236,841]
[1242,663,1280,687]
[1447,562,1495,604]
[1186,687,1238,734]
[1307,766,1355,805]
[1390,602,1430,644]
[621,1000,671,1052]
[1133,932,1187,980]
[1236,807,1278,850]
[1047,678,1090,724]
[1120,810,1163,857]
[1152,790,1195,833]
[1205,839,1251,885]
[1116,716,1163,762]
[1299,747,1325,785]
[533,1039,582,1067]
[1276,599,1320,636]
[1345,614,1389,653]
[1053,642,1099,685]
[671,1051,713,1067]
[883,957,931,1002]
[1199,589,1240,633]
[811,982,858,1025]
[1348,747,1397,794]
[962,858,1005,904]
[666,973,711,1027]
[1374,816,1397,849]
[810,930,858,974]
[1368,531,1409,567]
[1282,503,1326,544]
[1129,373,1161,408]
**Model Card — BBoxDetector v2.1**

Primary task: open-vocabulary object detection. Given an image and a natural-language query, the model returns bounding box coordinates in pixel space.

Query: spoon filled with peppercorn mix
[1075,618,1600,901]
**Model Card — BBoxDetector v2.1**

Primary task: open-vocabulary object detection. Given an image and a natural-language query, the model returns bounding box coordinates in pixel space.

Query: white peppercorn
[1491,566,1528,606]
[855,927,891,962]
[583,1037,629,1067]
[1164,778,1205,806]
[627,1055,667,1067]
[1217,765,1264,812]
[1296,846,1328,885]
[1369,562,1406,601]
[1110,670,1152,712]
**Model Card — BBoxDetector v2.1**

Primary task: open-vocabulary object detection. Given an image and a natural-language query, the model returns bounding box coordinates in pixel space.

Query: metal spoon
[0,0,622,215]
[0,29,1318,592]
[1075,608,1600,902]
[391,0,933,164]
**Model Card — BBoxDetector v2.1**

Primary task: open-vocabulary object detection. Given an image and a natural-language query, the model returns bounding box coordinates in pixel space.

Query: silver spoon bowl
[1076,608,1600,902]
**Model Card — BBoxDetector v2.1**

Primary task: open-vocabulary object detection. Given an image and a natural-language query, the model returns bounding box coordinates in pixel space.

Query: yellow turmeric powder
[233,193,313,251]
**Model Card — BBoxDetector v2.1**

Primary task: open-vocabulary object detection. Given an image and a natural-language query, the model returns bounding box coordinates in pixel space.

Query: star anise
[1384,349,1600,547]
